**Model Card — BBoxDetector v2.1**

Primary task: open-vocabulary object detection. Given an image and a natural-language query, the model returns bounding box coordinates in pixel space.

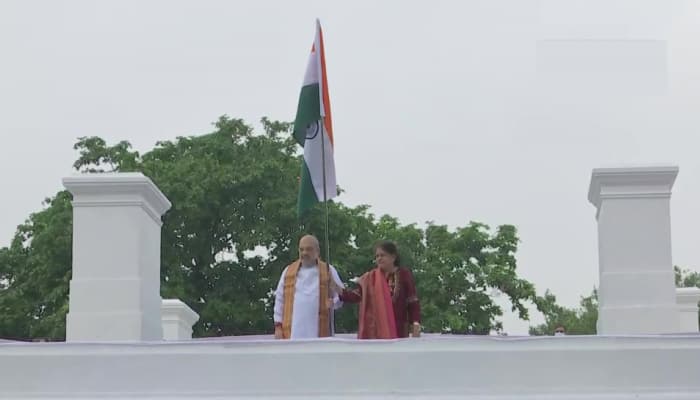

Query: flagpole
[321,128,330,264]
[317,18,334,336]
[320,118,335,336]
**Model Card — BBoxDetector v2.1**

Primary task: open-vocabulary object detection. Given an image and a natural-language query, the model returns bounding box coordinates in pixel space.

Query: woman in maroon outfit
[338,241,421,339]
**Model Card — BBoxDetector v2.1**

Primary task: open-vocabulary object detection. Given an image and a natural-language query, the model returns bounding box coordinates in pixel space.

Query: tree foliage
[529,289,598,336]
[675,266,700,289]
[1,116,545,339]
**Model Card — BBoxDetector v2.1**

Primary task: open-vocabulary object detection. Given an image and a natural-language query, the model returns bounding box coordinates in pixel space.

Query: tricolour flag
[293,19,337,218]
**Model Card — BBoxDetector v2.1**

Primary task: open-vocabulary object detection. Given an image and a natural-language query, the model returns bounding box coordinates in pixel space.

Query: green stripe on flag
[297,160,318,218]
[293,83,321,146]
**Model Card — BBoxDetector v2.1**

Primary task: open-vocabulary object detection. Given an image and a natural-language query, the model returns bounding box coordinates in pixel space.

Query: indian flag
[293,19,337,218]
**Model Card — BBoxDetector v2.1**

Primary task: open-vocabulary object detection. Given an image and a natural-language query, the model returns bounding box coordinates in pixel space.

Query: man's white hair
[300,234,320,251]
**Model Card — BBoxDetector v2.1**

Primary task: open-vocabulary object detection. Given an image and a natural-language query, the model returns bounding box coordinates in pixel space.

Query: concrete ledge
[1,335,699,399]
[588,165,678,210]
[677,287,700,333]
[161,299,199,340]
[588,165,679,335]
[63,172,172,225]
[62,172,171,342]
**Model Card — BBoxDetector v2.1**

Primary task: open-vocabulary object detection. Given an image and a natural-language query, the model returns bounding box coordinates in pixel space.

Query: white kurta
[273,263,344,339]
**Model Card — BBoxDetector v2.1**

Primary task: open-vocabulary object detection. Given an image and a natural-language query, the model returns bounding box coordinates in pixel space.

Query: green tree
[0,116,546,340]
[0,192,73,339]
[675,265,700,288]
[529,289,598,336]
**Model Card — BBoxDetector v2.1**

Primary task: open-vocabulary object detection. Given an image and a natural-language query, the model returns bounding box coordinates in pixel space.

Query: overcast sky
[1,0,699,334]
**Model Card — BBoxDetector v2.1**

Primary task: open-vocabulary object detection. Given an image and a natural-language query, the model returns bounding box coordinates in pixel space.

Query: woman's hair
[374,240,401,266]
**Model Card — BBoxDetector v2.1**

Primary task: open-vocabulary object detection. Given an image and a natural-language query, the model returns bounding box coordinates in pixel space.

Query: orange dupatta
[357,268,398,339]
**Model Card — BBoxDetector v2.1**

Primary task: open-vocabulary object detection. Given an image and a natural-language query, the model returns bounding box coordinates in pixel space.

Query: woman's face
[375,247,396,271]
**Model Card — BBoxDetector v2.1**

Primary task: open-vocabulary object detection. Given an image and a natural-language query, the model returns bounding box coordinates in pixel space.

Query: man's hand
[411,322,421,338]
[274,325,283,339]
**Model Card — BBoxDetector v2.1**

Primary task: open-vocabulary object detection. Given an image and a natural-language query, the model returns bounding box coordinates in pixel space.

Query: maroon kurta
[341,266,421,338]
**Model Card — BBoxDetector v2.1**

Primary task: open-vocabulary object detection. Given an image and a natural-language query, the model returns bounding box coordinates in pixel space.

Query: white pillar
[161,299,200,340]
[63,173,171,342]
[588,166,679,335]
[676,288,700,333]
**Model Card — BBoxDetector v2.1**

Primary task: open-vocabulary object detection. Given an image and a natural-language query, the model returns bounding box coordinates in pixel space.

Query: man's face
[299,237,319,265]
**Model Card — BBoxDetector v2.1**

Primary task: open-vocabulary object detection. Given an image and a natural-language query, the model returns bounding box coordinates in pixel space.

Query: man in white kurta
[273,235,344,339]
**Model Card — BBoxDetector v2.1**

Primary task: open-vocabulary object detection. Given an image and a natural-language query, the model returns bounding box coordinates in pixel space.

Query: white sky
[1,0,699,334]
